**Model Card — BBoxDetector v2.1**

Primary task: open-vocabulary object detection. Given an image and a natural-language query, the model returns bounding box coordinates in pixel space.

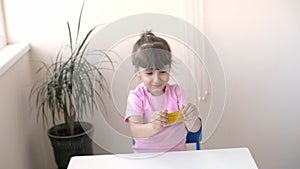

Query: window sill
[0,43,30,77]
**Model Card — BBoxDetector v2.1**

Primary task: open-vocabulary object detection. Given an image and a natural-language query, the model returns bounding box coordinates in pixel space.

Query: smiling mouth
[152,85,163,88]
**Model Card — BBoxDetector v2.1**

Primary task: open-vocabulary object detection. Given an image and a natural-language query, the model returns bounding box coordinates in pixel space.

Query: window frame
[0,0,7,49]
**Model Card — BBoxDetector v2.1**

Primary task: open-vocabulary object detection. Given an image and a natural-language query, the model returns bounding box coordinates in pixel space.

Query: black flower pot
[48,121,94,169]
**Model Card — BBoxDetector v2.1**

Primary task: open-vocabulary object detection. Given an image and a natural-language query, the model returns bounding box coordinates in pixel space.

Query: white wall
[2,0,300,169]
[0,51,55,169]
[203,0,300,169]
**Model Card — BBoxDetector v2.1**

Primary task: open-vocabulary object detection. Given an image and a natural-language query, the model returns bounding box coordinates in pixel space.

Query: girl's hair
[132,31,172,71]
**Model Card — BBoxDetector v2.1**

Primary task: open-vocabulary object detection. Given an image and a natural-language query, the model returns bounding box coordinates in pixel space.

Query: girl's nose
[152,72,161,82]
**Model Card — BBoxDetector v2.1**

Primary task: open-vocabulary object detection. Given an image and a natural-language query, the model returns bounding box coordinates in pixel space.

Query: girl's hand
[181,103,199,121]
[181,103,201,131]
[151,110,168,132]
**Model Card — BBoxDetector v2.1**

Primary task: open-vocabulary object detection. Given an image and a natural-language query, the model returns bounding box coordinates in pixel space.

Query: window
[0,0,30,77]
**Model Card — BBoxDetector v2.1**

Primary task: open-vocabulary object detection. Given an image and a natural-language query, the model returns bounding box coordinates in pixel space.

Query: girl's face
[137,67,170,96]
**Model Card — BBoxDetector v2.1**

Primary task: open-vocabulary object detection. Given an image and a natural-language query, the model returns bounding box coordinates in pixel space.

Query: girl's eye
[160,71,167,74]
[145,72,153,75]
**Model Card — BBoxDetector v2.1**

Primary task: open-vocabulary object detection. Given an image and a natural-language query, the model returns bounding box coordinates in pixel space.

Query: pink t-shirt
[125,83,189,153]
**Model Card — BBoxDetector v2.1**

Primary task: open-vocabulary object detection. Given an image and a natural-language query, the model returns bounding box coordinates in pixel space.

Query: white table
[67,147,258,169]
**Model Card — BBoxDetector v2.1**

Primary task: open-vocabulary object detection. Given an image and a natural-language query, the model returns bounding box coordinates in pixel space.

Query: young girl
[125,31,201,153]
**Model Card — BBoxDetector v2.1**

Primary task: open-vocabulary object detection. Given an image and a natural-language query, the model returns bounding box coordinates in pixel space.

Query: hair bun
[145,31,155,36]
[141,30,155,39]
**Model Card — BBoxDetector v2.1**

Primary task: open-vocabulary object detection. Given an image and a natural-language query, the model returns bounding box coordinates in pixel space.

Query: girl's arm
[128,111,168,138]
[185,117,201,132]
[181,103,202,132]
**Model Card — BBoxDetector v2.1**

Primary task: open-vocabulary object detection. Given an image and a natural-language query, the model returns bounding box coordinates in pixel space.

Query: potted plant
[29,2,112,169]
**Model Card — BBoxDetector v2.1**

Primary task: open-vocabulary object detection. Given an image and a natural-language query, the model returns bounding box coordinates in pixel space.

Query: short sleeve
[174,85,190,108]
[124,89,144,122]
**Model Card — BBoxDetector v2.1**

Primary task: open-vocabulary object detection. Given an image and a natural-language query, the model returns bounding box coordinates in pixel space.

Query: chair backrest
[186,127,202,150]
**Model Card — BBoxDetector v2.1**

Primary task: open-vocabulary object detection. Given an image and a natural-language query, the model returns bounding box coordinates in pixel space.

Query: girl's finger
[181,104,185,112]
[182,103,192,115]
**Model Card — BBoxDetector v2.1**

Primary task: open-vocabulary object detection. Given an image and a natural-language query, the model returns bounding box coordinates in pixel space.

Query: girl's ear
[134,67,141,77]
[136,71,141,77]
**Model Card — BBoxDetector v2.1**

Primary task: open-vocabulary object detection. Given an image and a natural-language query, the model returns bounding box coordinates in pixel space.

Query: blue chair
[186,126,202,150]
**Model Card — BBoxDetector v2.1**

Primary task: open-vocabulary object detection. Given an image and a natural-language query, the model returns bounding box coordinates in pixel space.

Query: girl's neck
[150,90,165,96]
[148,86,166,96]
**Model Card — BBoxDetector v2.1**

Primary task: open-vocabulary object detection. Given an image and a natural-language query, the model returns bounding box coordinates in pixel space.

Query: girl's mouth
[151,85,163,89]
